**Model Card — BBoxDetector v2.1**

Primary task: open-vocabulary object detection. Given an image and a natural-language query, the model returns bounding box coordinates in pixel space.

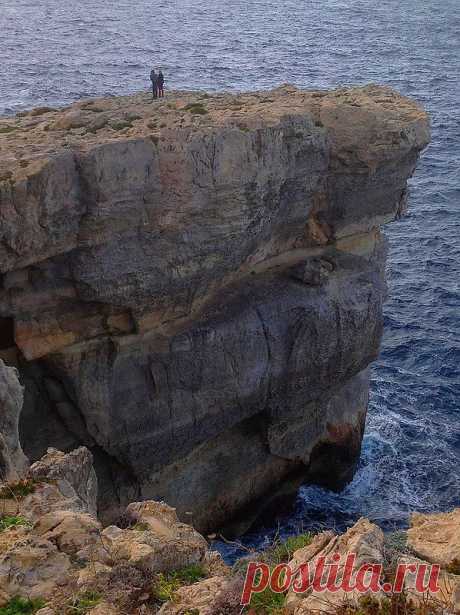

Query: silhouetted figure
[158,70,165,98]
[150,69,158,100]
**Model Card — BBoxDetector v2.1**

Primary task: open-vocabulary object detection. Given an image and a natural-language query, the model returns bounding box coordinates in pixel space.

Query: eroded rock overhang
[0,84,430,530]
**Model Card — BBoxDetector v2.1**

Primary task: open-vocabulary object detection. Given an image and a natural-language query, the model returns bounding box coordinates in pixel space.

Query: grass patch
[268,532,313,563]
[0,479,37,500]
[184,103,208,115]
[249,583,285,614]
[67,590,101,614]
[109,120,133,131]
[0,597,45,615]
[152,564,206,602]
[131,521,150,531]
[0,126,16,134]
[245,567,287,614]
[0,515,31,532]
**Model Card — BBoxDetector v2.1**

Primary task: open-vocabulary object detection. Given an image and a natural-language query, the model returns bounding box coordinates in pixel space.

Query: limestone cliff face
[0,85,430,531]
[0,359,28,481]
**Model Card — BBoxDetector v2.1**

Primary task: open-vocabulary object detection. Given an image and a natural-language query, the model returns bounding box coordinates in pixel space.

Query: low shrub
[0,479,37,500]
[109,120,132,131]
[0,515,31,532]
[131,521,150,531]
[248,581,285,614]
[184,103,208,115]
[269,532,313,563]
[0,597,45,615]
[67,590,101,614]
[152,564,206,602]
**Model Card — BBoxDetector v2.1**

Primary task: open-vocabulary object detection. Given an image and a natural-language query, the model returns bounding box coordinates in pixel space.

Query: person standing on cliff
[158,70,165,98]
[150,68,158,100]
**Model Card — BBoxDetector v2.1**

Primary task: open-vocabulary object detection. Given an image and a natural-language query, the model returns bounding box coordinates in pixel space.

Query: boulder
[76,562,112,588]
[96,503,208,573]
[19,481,86,523]
[288,518,385,613]
[202,549,230,577]
[125,500,208,551]
[288,530,335,573]
[29,447,98,517]
[0,535,71,599]
[51,111,88,130]
[33,510,101,557]
[398,555,460,614]
[158,575,232,615]
[407,509,460,567]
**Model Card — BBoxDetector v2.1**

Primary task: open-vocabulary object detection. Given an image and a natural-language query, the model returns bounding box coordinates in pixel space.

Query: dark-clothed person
[158,70,165,98]
[150,69,158,99]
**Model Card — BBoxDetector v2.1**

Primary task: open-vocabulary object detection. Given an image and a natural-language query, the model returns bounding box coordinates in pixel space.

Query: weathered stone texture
[0,359,28,481]
[0,85,430,529]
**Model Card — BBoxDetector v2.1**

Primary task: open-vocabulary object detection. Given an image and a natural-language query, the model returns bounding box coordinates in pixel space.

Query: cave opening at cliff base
[0,317,14,350]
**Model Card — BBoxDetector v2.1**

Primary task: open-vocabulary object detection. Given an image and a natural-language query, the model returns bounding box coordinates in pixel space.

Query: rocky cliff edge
[0,85,430,529]
[0,444,457,614]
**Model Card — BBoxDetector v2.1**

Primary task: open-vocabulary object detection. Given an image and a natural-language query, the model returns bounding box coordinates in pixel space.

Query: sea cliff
[0,84,430,531]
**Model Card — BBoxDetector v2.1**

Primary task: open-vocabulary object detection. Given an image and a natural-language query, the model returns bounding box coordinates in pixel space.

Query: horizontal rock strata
[0,84,430,530]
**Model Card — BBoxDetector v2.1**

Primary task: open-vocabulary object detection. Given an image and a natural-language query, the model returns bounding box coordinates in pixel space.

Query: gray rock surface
[0,85,430,530]
[29,447,98,517]
[0,359,28,481]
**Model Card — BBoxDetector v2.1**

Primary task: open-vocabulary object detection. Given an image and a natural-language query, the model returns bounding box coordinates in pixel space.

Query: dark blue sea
[1,0,459,560]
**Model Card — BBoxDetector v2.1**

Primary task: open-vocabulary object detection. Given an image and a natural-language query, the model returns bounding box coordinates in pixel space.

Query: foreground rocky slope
[0,85,430,529]
[0,443,457,614]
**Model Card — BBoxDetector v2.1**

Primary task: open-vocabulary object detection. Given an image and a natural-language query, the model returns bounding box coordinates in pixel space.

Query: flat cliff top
[0,84,429,181]
[0,83,429,362]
